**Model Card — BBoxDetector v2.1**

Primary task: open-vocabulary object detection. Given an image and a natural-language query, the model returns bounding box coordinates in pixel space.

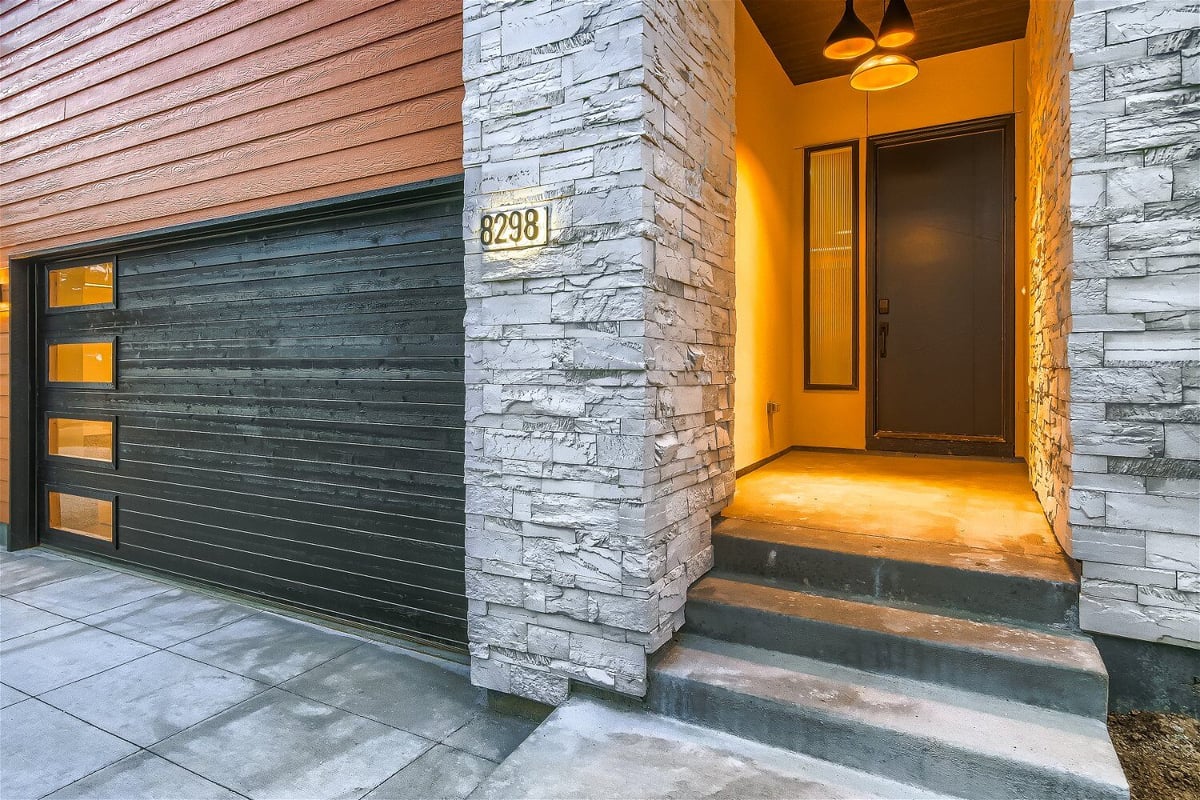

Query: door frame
[864,114,1016,458]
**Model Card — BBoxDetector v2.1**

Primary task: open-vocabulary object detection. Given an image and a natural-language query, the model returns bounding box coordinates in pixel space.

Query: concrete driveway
[0,547,537,800]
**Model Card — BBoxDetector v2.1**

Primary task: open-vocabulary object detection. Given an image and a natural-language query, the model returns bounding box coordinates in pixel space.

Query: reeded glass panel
[48,341,114,385]
[48,492,113,541]
[48,263,114,308]
[806,145,857,388]
[48,418,114,463]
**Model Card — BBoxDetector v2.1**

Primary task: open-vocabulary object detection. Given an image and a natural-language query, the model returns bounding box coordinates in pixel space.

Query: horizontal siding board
[0,0,190,88]
[1,13,461,175]
[3,49,460,204]
[6,124,462,247]
[8,161,461,258]
[3,82,461,225]
[1,0,337,127]
[38,195,468,645]
[0,0,107,59]
[1,0,450,148]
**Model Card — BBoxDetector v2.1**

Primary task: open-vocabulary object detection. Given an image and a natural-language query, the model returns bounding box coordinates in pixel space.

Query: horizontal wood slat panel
[0,0,463,261]
[3,50,460,204]
[6,124,461,247]
[0,0,110,59]
[3,16,461,181]
[0,0,190,87]
[3,87,461,225]
[39,192,468,645]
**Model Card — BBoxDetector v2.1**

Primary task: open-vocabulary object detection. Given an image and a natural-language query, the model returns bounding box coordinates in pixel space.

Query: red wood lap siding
[0,0,466,526]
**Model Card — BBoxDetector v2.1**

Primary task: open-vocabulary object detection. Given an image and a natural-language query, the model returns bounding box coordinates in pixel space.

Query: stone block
[1107,2,1200,44]
[1083,560,1179,587]
[1072,366,1183,404]
[1083,577,1140,601]
[1080,594,1200,645]
[1073,525,1148,566]
[1165,422,1200,458]
[1147,531,1200,570]
[1109,492,1200,534]
[1138,584,1200,610]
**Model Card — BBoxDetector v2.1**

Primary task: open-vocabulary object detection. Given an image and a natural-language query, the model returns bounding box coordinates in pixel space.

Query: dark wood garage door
[35,187,467,648]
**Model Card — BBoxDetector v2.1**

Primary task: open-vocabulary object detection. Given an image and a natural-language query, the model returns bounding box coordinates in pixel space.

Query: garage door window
[48,262,115,310]
[48,417,115,466]
[48,340,115,387]
[48,491,114,542]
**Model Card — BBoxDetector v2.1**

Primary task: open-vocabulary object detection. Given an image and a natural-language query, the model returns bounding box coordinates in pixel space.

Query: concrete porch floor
[0,548,538,800]
[724,450,1069,565]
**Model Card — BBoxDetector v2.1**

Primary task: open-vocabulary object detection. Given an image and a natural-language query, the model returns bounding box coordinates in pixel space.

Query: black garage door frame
[7,175,468,650]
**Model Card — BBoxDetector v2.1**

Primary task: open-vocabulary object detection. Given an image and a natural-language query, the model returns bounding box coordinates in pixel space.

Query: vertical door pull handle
[878,322,889,358]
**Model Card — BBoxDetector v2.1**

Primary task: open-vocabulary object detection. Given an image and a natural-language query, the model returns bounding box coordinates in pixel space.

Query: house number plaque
[480,205,550,251]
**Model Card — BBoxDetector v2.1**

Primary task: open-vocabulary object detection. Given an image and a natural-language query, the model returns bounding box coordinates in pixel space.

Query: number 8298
[480,207,546,249]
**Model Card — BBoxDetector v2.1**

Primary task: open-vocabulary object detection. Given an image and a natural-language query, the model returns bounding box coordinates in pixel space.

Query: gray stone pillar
[461,0,735,703]
[1067,0,1199,647]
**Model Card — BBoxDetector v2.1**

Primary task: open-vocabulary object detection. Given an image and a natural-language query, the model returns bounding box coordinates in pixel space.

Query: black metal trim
[10,175,465,262]
[803,139,860,391]
[864,114,1017,458]
[8,258,37,550]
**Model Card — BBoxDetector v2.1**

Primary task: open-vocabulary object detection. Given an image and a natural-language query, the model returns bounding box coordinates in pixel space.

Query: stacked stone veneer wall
[1067,0,1200,647]
[461,0,735,703]
[1028,0,1076,555]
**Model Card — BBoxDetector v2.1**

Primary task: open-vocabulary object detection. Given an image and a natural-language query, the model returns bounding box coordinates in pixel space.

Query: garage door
[35,188,467,648]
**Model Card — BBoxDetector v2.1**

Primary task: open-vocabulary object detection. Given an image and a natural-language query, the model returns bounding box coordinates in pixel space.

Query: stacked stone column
[1066,0,1199,647]
[461,0,735,704]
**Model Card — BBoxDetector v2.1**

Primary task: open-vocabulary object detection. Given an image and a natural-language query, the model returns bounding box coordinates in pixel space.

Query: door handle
[878,322,889,358]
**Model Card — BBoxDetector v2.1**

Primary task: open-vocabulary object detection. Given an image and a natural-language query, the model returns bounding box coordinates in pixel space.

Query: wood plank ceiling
[742,0,1031,85]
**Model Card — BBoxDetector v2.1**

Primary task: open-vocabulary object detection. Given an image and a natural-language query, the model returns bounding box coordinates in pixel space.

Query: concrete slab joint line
[462,0,737,704]
[0,548,539,800]
[1062,0,1200,650]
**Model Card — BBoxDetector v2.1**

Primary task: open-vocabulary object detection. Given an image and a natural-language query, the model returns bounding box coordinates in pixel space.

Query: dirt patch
[1109,711,1200,800]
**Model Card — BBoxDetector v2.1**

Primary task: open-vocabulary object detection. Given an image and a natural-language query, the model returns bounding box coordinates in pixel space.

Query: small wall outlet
[766,401,781,415]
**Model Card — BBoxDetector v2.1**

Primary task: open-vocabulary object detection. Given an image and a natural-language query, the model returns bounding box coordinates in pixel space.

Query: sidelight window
[804,141,859,390]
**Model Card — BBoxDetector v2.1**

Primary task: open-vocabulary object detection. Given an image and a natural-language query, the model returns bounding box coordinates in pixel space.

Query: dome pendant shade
[823,0,876,60]
[850,53,919,91]
[878,0,916,48]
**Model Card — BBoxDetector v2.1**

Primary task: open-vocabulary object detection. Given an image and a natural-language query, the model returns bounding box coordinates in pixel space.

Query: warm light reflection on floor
[725,450,1065,561]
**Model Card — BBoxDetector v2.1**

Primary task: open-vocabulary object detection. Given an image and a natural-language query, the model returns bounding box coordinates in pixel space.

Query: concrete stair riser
[712,532,1078,627]
[686,594,1109,718]
[647,670,1126,800]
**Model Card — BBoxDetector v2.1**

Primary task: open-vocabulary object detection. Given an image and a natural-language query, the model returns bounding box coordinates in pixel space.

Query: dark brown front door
[867,117,1014,457]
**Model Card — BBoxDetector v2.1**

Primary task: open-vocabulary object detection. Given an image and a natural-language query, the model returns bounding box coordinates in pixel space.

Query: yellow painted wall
[735,29,1031,457]
[733,2,797,471]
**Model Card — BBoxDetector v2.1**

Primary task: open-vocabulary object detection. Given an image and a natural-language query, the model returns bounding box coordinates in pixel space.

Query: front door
[867,117,1014,457]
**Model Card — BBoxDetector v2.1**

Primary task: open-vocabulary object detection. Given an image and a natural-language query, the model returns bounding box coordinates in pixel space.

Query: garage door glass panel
[48,418,115,464]
[48,492,114,542]
[48,341,114,385]
[49,263,115,308]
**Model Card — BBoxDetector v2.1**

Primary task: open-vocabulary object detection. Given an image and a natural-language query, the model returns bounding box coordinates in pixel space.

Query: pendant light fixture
[850,52,919,91]
[877,0,916,48]
[823,0,875,60]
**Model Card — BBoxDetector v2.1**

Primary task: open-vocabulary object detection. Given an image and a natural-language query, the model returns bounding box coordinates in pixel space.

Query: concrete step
[687,575,1110,718]
[713,516,1079,627]
[475,694,954,800]
[649,635,1129,800]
